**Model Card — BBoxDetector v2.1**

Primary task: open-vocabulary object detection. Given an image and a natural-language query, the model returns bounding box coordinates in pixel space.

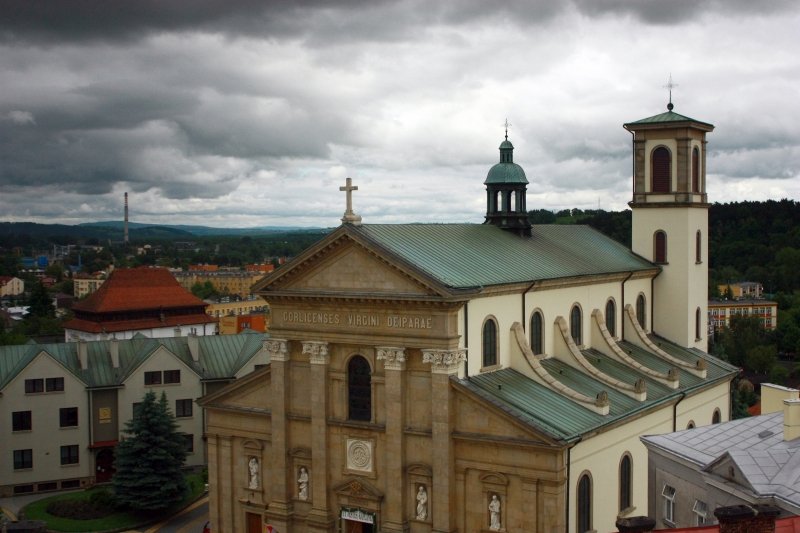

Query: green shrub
[89,489,117,511]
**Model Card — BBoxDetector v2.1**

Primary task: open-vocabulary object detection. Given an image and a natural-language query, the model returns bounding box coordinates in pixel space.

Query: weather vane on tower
[502,118,511,140]
[663,74,678,111]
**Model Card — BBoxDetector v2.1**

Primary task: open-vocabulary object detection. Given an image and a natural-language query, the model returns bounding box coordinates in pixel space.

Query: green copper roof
[0,331,269,392]
[460,336,737,442]
[485,162,529,184]
[626,110,713,128]
[499,140,514,150]
[354,223,655,290]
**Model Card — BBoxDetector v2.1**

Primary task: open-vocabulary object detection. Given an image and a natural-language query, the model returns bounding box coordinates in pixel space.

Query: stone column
[422,349,467,533]
[217,435,233,532]
[303,341,335,533]
[264,339,292,531]
[207,434,221,532]
[377,347,408,533]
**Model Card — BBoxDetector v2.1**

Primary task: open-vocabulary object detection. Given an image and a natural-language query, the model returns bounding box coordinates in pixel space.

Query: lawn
[23,473,206,533]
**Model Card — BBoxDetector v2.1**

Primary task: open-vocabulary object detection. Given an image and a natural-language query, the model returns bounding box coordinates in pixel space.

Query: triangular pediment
[333,477,383,501]
[253,227,450,297]
[197,364,271,411]
[703,453,755,491]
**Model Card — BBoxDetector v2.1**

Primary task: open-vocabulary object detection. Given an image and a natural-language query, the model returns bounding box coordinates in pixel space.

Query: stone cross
[339,177,362,226]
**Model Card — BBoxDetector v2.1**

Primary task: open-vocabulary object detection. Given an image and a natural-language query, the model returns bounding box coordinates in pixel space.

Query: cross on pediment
[339,177,362,226]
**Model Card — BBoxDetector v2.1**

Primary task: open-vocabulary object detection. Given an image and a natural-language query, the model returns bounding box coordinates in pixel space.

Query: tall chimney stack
[124,192,129,243]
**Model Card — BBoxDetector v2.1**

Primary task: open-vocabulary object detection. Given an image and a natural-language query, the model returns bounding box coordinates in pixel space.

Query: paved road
[129,496,209,533]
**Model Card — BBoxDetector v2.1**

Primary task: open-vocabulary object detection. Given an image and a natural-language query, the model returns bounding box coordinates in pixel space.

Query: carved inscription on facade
[282,311,433,329]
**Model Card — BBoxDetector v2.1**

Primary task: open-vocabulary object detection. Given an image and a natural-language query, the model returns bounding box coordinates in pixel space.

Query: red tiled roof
[614,516,800,533]
[62,313,217,334]
[72,266,208,313]
[749,402,762,416]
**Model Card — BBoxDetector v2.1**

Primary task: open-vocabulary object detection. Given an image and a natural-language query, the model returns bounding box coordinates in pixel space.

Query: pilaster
[264,339,293,531]
[377,347,408,532]
[422,349,466,533]
[677,137,691,191]
[207,434,221,533]
[218,435,233,531]
[303,341,335,533]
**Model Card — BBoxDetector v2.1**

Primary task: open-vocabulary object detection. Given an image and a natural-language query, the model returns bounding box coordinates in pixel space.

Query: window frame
[577,473,592,533]
[175,399,193,418]
[606,299,616,337]
[662,484,676,524]
[60,445,80,465]
[347,355,373,422]
[163,370,181,384]
[25,379,44,394]
[651,146,672,193]
[12,411,32,432]
[530,311,543,356]
[696,230,702,263]
[712,409,721,424]
[46,377,64,392]
[619,454,632,512]
[482,317,499,368]
[636,295,646,329]
[144,371,162,386]
[13,449,33,470]
[59,407,79,428]
[654,231,667,264]
[692,146,700,193]
[570,305,582,346]
[693,500,708,525]
[183,434,194,453]
[696,308,702,340]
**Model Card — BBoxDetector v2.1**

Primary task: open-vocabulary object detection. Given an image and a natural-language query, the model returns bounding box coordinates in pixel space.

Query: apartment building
[173,271,265,298]
[718,281,763,299]
[73,277,105,299]
[0,277,24,297]
[204,295,268,318]
[0,331,271,497]
[708,298,778,329]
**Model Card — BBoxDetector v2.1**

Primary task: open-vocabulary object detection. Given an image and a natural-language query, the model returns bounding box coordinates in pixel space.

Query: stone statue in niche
[489,494,501,530]
[416,485,428,521]
[248,457,259,489]
[298,466,309,500]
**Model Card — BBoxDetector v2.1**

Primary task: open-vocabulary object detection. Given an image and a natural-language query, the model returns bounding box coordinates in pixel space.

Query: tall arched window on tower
[696,231,702,263]
[692,146,700,193]
[696,307,702,340]
[509,191,516,212]
[652,147,671,193]
[483,319,498,367]
[619,455,632,512]
[496,191,503,213]
[530,311,543,355]
[348,356,372,421]
[571,305,582,345]
[654,231,667,263]
[606,299,616,337]
[636,295,646,329]
[577,474,592,533]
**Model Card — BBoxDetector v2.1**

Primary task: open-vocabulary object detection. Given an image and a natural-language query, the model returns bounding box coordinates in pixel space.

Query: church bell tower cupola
[483,132,532,237]
[623,92,714,351]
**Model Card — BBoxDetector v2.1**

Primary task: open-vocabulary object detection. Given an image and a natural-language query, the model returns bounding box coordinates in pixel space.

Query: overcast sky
[1,0,799,228]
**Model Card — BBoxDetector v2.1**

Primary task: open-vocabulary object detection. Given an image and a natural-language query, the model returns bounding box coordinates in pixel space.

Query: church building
[198,103,737,533]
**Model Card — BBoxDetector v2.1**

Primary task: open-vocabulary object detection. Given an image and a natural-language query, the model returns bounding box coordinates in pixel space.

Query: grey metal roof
[642,412,800,508]
[0,330,268,391]
[462,336,737,443]
[354,224,656,290]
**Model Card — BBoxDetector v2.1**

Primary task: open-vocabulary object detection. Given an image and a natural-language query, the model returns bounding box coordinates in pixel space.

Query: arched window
[696,308,702,340]
[530,312,543,355]
[652,147,671,193]
[570,305,582,346]
[606,299,616,337]
[654,231,667,263]
[619,455,632,512]
[483,319,497,367]
[696,231,702,263]
[712,409,721,424]
[636,295,646,329]
[692,146,699,193]
[687,421,696,429]
[348,356,372,421]
[577,474,592,533]
[495,191,502,213]
[509,191,516,212]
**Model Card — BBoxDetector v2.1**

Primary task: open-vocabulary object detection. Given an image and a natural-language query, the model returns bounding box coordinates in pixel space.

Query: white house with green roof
[198,101,737,533]
[0,330,271,497]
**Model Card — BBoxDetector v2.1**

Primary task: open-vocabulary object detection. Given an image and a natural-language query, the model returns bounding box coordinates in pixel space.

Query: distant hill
[0,222,194,240]
[79,221,318,236]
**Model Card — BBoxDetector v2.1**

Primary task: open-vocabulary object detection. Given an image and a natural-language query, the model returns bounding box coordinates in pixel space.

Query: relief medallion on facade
[346,439,373,473]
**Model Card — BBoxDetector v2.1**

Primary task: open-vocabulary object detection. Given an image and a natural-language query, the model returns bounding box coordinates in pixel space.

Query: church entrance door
[343,520,373,533]
[246,512,262,533]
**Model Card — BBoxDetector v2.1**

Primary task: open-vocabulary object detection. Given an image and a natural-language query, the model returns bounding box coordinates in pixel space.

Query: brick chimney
[784,399,800,441]
[615,516,656,533]
[714,504,780,533]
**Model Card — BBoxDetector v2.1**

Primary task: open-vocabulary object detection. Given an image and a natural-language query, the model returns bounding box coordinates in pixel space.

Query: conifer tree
[113,391,188,510]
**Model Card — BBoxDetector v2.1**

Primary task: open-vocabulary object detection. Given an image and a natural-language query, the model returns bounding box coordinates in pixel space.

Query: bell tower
[623,98,714,350]
[483,127,531,237]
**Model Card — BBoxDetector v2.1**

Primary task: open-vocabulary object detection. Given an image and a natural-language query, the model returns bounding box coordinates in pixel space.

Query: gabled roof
[461,336,737,442]
[72,266,208,313]
[624,109,714,130]
[0,331,268,392]
[63,313,216,334]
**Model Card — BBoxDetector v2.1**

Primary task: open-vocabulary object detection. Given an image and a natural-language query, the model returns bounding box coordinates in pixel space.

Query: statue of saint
[489,494,501,530]
[298,467,309,500]
[416,485,428,520]
[248,457,259,489]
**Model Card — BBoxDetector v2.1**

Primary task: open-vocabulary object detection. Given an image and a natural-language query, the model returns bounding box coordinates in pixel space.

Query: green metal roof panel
[540,358,642,415]
[355,224,655,289]
[581,348,674,400]
[626,110,713,127]
[485,163,529,184]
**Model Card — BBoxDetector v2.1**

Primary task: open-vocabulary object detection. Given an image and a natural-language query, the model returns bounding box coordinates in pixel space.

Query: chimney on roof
[174,326,182,337]
[109,337,120,368]
[124,192,129,243]
[188,333,200,362]
[714,504,780,533]
[77,338,88,370]
[783,399,800,441]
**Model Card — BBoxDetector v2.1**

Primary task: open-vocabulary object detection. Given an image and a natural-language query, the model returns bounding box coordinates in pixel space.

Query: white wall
[0,353,91,489]
[65,322,217,342]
